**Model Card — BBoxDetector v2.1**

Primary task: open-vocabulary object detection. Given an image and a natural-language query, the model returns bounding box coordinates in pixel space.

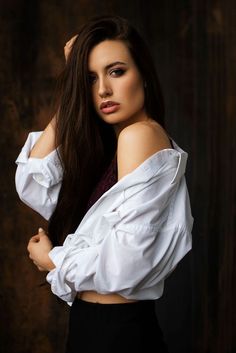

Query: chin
[100,115,123,124]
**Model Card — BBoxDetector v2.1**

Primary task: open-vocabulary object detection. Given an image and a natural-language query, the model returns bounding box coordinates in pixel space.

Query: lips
[100,101,120,109]
[100,101,120,114]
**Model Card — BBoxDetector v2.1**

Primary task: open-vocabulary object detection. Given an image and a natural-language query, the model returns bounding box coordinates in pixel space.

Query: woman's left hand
[27,228,55,272]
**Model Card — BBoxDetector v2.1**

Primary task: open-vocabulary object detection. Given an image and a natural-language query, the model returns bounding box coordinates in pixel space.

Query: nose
[98,77,112,98]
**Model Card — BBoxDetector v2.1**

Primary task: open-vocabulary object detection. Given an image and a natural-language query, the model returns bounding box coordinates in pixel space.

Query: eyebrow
[88,61,127,73]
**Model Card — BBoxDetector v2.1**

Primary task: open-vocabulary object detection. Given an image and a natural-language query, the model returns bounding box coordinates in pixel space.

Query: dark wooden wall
[0,1,235,352]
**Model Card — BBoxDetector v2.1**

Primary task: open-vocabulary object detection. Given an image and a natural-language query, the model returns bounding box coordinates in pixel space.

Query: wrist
[45,254,56,271]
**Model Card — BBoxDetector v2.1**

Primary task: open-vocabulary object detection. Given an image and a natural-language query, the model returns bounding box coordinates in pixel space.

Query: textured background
[0,0,235,352]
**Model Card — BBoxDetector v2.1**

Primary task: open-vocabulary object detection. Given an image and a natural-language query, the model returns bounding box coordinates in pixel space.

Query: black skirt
[65,297,169,353]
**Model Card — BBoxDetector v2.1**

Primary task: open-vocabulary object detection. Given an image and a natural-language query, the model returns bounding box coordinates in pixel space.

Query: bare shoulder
[117,120,172,181]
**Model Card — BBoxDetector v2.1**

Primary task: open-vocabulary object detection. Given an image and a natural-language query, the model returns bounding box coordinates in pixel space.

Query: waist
[78,291,138,304]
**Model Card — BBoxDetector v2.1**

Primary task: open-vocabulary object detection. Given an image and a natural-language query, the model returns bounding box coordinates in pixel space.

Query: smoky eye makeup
[88,74,97,84]
[109,68,126,76]
[88,63,127,84]
[88,69,125,84]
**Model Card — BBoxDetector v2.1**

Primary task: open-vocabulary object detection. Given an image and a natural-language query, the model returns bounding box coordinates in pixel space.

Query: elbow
[15,169,27,201]
[15,177,54,220]
[16,188,52,220]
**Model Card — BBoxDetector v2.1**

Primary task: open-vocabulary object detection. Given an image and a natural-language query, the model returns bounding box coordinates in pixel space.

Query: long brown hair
[48,15,165,245]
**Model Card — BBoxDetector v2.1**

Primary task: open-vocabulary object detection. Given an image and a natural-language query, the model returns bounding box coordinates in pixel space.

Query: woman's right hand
[64,34,78,62]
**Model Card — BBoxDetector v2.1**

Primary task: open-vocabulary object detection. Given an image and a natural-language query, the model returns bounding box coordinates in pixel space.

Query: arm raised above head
[117,121,172,181]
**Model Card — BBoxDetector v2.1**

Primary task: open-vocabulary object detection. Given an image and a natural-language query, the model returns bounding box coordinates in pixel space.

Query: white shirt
[15,131,194,305]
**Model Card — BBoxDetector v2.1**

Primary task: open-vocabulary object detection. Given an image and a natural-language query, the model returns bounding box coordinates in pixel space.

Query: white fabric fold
[15,132,194,304]
[15,132,63,220]
[45,143,193,304]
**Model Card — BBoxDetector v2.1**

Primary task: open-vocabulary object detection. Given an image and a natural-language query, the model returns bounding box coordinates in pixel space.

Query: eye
[88,74,97,85]
[110,68,125,77]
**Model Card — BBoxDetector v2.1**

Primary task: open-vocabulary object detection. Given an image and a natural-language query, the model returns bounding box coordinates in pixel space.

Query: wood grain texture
[0,0,235,352]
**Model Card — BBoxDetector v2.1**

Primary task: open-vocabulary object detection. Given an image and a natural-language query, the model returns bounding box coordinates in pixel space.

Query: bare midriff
[78,291,138,304]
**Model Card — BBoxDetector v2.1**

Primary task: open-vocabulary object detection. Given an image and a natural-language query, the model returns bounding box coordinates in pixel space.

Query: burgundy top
[84,138,173,213]
[85,154,118,212]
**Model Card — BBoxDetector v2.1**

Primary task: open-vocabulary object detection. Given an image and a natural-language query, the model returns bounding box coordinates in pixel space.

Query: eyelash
[89,68,125,84]
[110,68,125,76]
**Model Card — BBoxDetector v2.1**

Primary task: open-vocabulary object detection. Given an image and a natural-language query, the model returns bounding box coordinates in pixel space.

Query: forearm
[29,116,57,158]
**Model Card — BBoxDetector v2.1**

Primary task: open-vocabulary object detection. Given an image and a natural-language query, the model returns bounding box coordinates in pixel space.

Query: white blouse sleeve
[46,151,193,303]
[15,132,63,220]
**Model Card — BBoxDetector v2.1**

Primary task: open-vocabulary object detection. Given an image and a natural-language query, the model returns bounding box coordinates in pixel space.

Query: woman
[15,15,193,353]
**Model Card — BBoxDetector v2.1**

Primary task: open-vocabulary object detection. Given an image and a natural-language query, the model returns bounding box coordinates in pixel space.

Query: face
[88,40,148,136]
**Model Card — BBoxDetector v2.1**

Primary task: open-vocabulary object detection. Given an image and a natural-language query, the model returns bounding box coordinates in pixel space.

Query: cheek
[123,75,144,105]
[91,89,99,111]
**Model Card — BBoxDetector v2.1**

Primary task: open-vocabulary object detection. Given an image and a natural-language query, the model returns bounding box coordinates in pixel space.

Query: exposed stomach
[78,291,138,304]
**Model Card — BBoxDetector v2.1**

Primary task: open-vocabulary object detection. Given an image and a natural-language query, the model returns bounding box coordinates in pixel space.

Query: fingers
[38,227,48,235]
[38,228,50,240]
[27,230,42,255]
[29,235,40,243]
[28,228,48,243]
[33,260,46,272]
[65,34,78,47]
[64,34,78,61]
[29,254,45,271]
[27,227,52,272]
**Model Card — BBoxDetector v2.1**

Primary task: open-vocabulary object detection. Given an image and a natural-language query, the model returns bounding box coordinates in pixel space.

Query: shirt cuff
[47,246,67,268]
[15,131,63,187]
[46,246,77,304]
